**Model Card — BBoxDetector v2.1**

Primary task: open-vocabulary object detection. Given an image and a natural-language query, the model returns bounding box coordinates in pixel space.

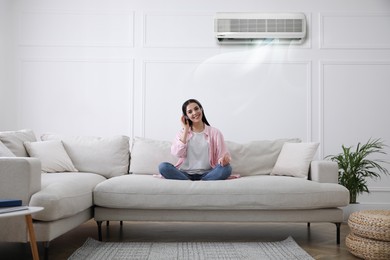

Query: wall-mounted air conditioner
[215,12,306,44]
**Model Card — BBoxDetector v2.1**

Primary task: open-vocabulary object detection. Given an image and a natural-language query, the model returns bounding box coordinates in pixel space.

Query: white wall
[1,0,390,208]
[0,0,17,128]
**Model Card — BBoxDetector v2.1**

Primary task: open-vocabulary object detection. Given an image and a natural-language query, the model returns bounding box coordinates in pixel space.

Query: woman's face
[186,102,203,123]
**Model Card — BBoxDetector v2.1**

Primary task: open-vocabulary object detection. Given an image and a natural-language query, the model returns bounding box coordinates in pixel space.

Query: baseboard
[342,203,390,222]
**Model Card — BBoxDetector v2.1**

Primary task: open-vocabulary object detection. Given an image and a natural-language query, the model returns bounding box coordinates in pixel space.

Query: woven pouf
[346,232,390,260]
[346,210,390,260]
[348,210,390,241]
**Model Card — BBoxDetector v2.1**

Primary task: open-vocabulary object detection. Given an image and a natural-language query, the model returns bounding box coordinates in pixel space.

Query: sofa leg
[307,222,310,228]
[44,241,50,260]
[334,222,341,245]
[97,221,103,241]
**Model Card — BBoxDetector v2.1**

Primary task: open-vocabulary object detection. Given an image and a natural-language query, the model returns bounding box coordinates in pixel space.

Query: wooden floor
[0,220,359,260]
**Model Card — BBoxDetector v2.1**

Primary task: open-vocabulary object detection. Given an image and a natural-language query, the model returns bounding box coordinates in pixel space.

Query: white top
[180,132,211,175]
[0,206,44,218]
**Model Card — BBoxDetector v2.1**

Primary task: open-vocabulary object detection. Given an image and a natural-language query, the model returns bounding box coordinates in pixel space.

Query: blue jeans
[158,162,232,181]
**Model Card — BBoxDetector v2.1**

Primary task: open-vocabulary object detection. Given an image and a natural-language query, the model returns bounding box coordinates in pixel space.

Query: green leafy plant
[326,138,389,203]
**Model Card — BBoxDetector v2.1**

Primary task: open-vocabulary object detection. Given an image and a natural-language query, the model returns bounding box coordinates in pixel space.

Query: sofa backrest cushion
[226,138,301,176]
[0,141,16,157]
[41,134,130,178]
[130,137,177,175]
[130,137,300,176]
[0,129,37,157]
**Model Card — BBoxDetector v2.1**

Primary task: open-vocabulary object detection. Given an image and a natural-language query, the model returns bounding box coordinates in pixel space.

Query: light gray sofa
[0,129,349,258]
[94,137,349,244]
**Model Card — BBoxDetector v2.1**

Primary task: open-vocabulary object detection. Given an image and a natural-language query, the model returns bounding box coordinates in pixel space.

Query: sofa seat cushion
[30,172,106,221]
[94,175,349,210]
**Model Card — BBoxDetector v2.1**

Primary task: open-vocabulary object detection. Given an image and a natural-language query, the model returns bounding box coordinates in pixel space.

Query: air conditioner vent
[215,13,306,44]
[217,19,304,33]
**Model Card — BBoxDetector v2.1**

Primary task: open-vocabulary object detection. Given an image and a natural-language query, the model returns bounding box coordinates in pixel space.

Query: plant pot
[350,192,358,204]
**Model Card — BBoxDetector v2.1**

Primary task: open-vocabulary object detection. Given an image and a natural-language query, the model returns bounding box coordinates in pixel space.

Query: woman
[159,99,232,181]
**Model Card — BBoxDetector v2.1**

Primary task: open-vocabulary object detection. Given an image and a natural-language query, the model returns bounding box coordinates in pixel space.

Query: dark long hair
[181,99,210,127]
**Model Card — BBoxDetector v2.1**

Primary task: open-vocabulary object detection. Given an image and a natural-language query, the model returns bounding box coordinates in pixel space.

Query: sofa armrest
[0,157,41,204]
[309,160,339,183]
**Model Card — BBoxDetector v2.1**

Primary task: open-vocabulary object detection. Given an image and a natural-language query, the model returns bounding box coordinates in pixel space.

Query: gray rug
[68,236,314,260]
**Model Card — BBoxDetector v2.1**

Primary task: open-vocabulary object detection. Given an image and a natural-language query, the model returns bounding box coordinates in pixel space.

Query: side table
[0,206,44,260]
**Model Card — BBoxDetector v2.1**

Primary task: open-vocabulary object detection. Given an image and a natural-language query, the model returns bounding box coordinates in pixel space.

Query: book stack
[0,199,28,214]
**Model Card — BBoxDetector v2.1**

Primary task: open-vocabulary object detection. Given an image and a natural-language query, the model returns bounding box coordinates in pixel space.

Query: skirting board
[342,203,390,222]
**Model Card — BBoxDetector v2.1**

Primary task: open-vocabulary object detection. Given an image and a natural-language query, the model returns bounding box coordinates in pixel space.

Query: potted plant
[326,138,389,204]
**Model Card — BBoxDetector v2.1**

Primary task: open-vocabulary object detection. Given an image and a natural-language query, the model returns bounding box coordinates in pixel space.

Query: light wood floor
[0,220,359,260]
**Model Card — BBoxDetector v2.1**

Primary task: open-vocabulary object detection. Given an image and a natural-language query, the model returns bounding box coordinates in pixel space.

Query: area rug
[68,236,314,260]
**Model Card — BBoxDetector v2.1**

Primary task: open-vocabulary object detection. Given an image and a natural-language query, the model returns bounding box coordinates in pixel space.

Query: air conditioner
[215,12,306,44]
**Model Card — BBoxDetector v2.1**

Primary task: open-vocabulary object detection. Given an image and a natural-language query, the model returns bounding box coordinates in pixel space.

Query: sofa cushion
[130,137,177,175]
[226,138,301,176]
[0,129,37,157]
[30,172,106,221]
[24,140,78,173]
[0,141,16,157]
[41,134,130,178]
[94,175,350,210]
[271,142,319,178]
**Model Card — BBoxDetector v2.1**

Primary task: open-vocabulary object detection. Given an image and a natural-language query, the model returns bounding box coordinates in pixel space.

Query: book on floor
[0,206,29,214]
[0,199,23,207]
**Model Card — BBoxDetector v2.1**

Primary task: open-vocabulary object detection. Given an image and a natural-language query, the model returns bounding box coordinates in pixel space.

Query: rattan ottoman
[346,210,390,260]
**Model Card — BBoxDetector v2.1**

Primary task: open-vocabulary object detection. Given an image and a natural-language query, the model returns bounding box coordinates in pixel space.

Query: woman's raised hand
[181,115,190,131]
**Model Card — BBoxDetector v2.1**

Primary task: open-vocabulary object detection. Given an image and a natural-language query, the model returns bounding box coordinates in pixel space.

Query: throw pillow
[130,137,177,175]
[226,138,301,176]
[271,142,319,178]
[41,134,130,178]
[24,140,78,173]
[0,141,16,157]
[0,129,37,157]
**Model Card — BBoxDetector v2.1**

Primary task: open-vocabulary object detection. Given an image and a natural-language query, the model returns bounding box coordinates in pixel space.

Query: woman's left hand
[218,154,230,166]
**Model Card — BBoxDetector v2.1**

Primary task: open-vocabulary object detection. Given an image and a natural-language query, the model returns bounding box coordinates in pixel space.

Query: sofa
[0,129,349,257]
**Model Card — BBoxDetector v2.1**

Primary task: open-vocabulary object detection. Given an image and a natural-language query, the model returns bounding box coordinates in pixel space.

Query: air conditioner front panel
[215,13,306,43]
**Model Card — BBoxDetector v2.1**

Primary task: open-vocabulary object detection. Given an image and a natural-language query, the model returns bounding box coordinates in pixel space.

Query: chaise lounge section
[0,129,130,257]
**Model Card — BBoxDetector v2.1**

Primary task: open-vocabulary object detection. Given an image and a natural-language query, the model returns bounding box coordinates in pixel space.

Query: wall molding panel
[18,58,135,137]
[143,11,312,49]
[142,60,312,142]
[319,61,390,203]
[320,12,390,49]
[319,61,390,157]
[19,10,135,47]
